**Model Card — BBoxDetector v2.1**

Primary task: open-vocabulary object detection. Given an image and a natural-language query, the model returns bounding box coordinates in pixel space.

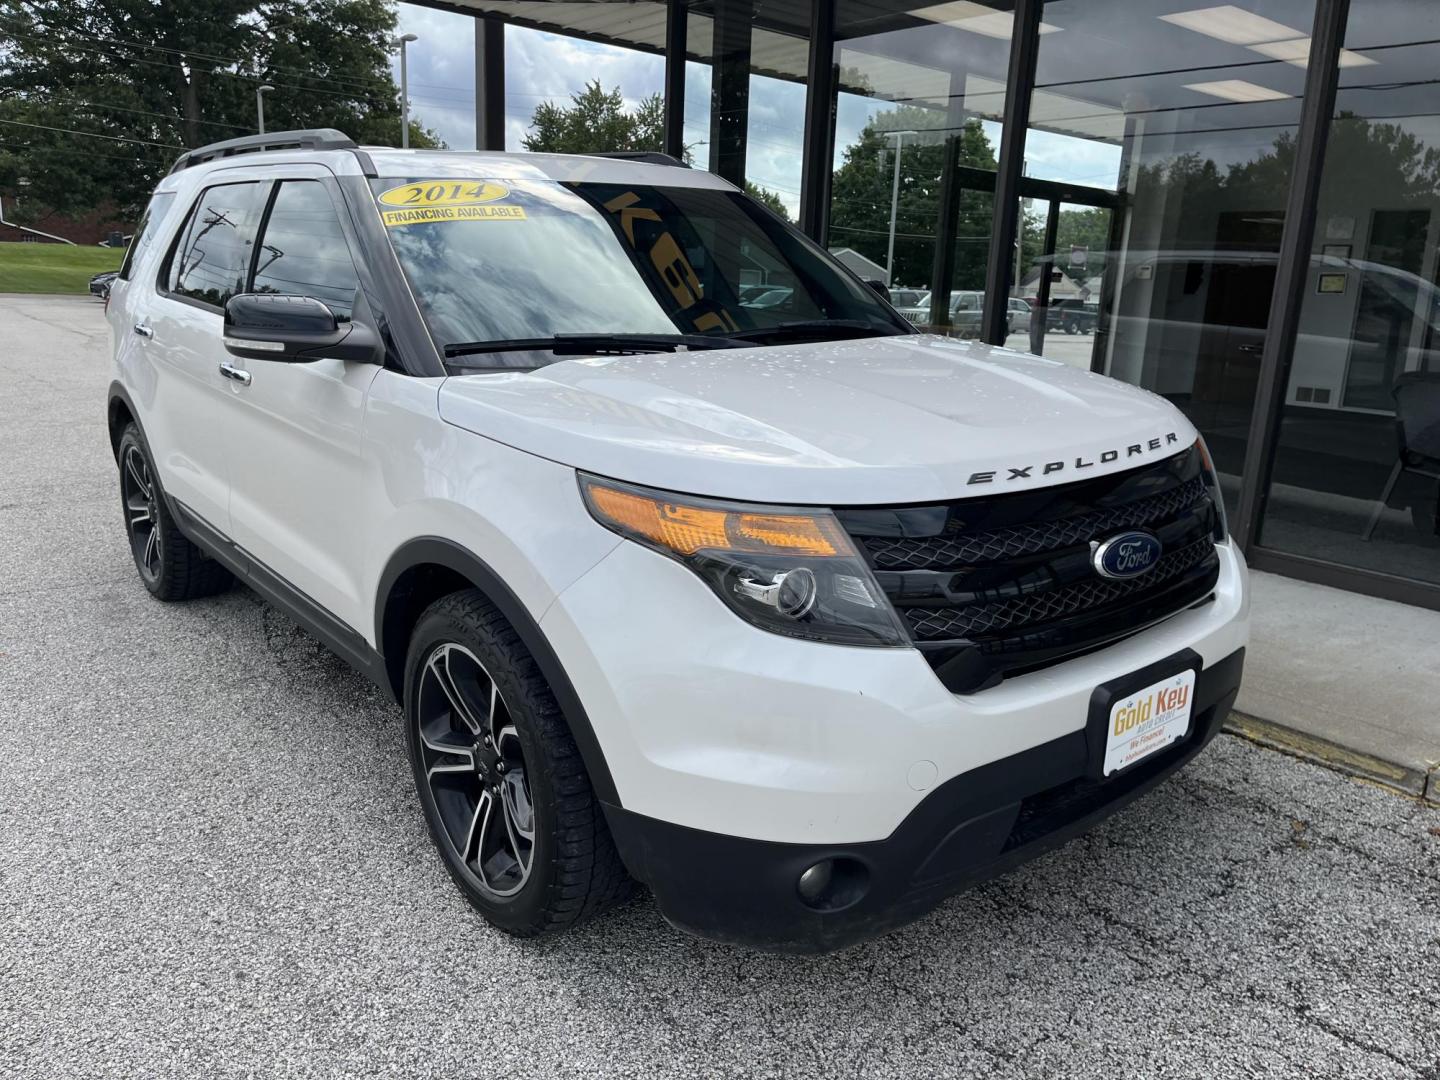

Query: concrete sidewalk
[1232,570,1440,803]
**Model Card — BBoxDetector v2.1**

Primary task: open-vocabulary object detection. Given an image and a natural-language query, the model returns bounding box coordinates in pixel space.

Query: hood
[437,334,1198,505]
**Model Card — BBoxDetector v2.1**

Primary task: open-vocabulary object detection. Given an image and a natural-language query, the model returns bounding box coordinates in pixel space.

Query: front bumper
[606,647,1243,952]
[540,539,1249,846]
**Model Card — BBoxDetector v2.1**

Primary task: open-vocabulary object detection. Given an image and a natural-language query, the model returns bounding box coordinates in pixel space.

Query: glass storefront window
[829,1,1014,331]
[689,0,809,224]
[1018,0,1319,521]
[1258,3,1440,583]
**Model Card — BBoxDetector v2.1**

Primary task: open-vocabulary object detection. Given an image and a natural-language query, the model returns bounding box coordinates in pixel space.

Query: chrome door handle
[218,361,252,386]
[132,323,153,338]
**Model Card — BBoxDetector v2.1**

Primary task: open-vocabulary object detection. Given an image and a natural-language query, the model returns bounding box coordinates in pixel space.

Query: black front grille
[866,475,1208,571]
[837,447,1221,693]
[903,534,1216,640]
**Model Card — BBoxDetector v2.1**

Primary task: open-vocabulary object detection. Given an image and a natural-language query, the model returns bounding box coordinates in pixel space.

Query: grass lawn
[0,241,126,295]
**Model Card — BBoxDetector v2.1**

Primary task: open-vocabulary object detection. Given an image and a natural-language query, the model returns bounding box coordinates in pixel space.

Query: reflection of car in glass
[895,289,996,337]
[1008,297,1032,333]
[890,287,927,309]
[1048,299,1098,335]
[107,131,1247,954]
[1109,248,1440,542]
[740,286,794,310]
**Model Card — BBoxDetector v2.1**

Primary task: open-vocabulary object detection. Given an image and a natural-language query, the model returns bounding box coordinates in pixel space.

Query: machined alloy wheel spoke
[124,449,153,500]
[142,527,160,573]
[427,644,489,735]
[463,789,494,867]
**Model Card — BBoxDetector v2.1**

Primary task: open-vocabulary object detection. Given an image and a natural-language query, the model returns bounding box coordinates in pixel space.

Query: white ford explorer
[106,129,1248,952]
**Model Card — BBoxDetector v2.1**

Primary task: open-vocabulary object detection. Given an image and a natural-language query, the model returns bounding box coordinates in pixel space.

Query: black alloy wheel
[415,641,536,897]
[121,442,164,584]
[402,590,633,937]
[115,423,233,601]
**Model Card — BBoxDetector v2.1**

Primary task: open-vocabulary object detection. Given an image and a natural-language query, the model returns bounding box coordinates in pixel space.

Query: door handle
[1236,342,1265,355]
[132,323,153,338]
[218,361,252,386]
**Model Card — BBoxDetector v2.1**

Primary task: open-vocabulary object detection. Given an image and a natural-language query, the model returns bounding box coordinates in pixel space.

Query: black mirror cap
[223,293,380,364]
[865,279,891,303]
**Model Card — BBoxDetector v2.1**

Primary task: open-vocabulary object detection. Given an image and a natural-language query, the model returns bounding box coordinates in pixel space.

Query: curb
[1223,711,1439,804]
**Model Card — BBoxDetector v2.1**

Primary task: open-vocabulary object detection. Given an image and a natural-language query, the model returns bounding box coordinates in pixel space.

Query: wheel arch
[107,380,141,461]
[376,537,620,807]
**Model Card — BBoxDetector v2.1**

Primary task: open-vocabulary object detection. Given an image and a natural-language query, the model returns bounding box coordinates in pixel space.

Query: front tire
[116,424,233,601]
[403,590,632,937]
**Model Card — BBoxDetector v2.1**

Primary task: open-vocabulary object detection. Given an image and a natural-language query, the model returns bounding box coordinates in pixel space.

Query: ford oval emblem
[1091,531,1163,580]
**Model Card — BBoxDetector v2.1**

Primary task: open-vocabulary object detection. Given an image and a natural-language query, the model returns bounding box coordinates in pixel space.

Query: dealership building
[415,0,1439,611]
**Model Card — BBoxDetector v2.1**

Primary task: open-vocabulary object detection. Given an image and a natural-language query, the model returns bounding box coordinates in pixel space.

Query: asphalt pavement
[1,294,1438,1079]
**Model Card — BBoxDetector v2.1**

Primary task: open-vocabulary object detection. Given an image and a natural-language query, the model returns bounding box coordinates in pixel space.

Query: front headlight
[579,474,909,647]
[1195,436,1229,541]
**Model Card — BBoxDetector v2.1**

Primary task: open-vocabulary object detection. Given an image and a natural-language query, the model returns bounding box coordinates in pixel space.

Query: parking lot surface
[2,295,1438,1079]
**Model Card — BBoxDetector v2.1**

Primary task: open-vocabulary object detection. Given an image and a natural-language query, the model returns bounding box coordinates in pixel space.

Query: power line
[0,138,160,165]
[0,12,394,98]
[0,23,399,110]
[0,117,184,149]
[41,98,249,133]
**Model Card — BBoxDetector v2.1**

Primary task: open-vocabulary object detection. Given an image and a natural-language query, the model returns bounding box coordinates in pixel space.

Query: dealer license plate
[1103,669,1196,776]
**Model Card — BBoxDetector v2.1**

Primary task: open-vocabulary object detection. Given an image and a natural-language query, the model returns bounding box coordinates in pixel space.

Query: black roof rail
[168,128,358,174]
[583,151,690,168]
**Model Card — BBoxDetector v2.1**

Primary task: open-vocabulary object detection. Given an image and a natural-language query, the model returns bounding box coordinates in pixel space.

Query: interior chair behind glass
[1362,371,1440,540]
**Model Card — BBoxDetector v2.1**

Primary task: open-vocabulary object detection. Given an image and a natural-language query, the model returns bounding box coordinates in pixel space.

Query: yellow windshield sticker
[378,180,512,208]
[381,205,527,227]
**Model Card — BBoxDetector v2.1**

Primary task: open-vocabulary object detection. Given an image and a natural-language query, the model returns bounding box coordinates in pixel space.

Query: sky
[389,3,1120,218]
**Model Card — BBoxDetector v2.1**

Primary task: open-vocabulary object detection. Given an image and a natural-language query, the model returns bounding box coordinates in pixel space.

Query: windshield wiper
[727,319,899,343]
[443,332,744,359]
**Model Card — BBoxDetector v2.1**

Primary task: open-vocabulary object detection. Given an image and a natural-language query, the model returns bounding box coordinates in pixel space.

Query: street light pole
[395,33,418,148]
[255,84,274,135]
[885,130,917,286]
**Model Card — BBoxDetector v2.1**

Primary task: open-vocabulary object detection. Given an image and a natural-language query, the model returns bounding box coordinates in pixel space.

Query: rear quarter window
[118,192,175,281]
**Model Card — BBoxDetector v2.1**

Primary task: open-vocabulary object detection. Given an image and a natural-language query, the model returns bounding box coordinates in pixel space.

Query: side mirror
[223,293,381,364]
[865,279,891,303]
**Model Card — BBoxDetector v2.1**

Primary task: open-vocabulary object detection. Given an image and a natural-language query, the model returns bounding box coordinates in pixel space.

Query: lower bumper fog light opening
[795,857,870,912]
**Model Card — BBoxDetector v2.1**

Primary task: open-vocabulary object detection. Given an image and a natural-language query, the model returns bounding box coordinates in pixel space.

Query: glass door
[1011,195,1114,370]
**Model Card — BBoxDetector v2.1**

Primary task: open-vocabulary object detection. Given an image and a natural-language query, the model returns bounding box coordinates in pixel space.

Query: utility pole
[395,34,418,148]
[885,130,917,286]
[255,84,274,134]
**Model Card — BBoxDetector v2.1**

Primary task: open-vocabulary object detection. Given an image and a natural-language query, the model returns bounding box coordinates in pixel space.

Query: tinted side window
[118,191,175,281]
[252,181,360,318]
[171,182,264,308]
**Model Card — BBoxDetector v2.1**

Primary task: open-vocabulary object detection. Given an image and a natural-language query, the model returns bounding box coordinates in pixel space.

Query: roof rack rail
[168,128,358,174]
[584,151,690,168]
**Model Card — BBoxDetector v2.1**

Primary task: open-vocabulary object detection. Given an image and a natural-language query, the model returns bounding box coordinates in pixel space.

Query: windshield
[371,177,907,368]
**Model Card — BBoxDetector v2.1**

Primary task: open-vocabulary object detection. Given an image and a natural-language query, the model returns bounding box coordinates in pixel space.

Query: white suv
[106,129,1248,952]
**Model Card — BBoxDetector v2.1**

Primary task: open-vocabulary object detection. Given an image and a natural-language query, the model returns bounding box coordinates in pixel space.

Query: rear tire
[403,589,633,937]
[116,424,233,601]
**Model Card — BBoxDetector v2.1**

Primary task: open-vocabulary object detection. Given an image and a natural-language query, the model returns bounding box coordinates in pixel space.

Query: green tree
[0,0,440,218]
[523,80,665,157]
[743,180,790,221]
[829,104,998,290]
[522,81,791,219]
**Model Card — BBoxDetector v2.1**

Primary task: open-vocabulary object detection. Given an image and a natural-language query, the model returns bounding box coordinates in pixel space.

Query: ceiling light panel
[912,2,1060,38]
[1248,37,1378,68]
[1184,79,1292,102]
[1160,5,1303,45]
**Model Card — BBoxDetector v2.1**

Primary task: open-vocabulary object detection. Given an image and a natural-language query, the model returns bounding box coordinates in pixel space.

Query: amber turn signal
[581,478,855,558]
